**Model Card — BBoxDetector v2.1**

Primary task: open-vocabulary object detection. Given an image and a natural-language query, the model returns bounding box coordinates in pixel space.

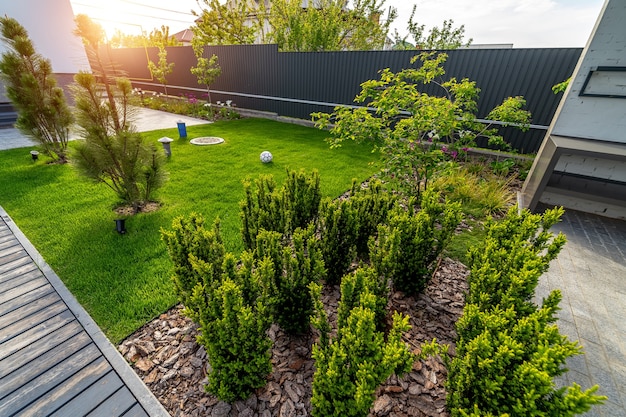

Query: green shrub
[317,197,359,284]
[240,174,285,250]
[370,190,461,295]
[196,278,272,403]
[240,169,321,250]
[283,168,322,231]
[447,207,606,416]
[337,266,388,332]
[256,225,325,334]
[310,282,414,417]
[161,213,225,318]
[349,179,397,258]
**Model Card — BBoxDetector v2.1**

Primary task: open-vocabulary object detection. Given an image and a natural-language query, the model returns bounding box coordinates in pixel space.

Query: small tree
[147,26,175,96]
[267,0,397,52]
[72,15,167,210]
[191,0,258,50]
[191,53,221,104]
[313,52,531,197]
[394,6,472,50]
[0,16,73,163]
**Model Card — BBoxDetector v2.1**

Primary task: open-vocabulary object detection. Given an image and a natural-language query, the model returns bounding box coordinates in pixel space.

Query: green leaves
[311,267,413,417]
[313,52,533,196]
[0,16,72,162]
[370,190,462,295]
[447,207,606,416]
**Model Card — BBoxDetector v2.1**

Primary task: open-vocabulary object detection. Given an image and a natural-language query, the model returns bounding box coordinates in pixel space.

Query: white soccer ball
[260,151,273,163]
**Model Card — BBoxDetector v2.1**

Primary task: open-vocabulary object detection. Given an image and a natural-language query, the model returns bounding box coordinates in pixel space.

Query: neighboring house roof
[173,28,194,44]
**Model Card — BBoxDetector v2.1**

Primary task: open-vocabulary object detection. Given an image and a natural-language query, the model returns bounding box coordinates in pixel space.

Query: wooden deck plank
[0,321,84,378]
[0,284,56,323]
[17,356,113,417]
[0,237,18,251]
[0,268,44,293]
[0,261,38,285]
[0,249,28,268]
[0,343,103,416]
[87,386,139,417]
[0,300,68,345]
[49,370,126,417]
[0,292,61,332]
[0,208,169,417]
[0,245,24,261]
[0,276,48,305]
[0,335,92,400]
[0,254,32,274]
[0,309,75,361]
[121,403,150,417]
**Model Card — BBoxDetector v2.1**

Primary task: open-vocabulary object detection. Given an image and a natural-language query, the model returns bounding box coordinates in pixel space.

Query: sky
[68,0,606,48]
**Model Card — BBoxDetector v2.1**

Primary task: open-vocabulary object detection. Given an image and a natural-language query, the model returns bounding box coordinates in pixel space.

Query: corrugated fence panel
[103,45,582,153]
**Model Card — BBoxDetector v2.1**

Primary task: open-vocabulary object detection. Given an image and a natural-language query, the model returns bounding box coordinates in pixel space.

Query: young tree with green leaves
[267,0,396,51]
[190,53,221,104]
[313,52,531,197]
[0,17,73,163]
[191,0,258,52]
[72,15,167,211]
[147,26,175,96]
[108,26,182,49]
[394,5,472,50]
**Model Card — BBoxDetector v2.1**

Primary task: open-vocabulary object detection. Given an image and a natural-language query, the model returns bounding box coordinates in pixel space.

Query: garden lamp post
[158,136,174,157]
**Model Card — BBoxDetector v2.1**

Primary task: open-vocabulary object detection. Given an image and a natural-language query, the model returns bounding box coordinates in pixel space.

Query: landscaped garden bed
[119,257,468,417]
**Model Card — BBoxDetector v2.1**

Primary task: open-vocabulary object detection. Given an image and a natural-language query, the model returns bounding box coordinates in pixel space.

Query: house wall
[521,0,626,219]
[0,0,90,102]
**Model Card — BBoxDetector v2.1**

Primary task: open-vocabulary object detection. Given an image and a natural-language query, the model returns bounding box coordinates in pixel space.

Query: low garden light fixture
[114,218,127,234]
[158,136,174,157]
[30,150,39,161]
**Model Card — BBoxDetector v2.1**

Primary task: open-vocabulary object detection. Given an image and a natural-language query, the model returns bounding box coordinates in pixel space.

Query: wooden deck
[0,207,169,417]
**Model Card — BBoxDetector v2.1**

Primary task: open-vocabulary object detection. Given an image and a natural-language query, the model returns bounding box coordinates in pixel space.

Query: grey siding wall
[102,44,582,153]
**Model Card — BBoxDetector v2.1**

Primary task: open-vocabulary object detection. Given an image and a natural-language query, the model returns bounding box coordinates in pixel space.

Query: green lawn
[0,118,380,342]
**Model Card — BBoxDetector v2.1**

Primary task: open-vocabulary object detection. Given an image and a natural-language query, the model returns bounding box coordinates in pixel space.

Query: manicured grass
[0,118,380,342]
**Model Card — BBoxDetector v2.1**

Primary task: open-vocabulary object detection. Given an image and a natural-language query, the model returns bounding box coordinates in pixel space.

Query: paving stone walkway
[535,205,626,417]
[0,107,210,151]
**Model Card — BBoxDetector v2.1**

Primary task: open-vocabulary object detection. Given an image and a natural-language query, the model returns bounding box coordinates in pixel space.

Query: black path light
[158,136,174,157]
[30,150,39,161]
[114,218,127,234]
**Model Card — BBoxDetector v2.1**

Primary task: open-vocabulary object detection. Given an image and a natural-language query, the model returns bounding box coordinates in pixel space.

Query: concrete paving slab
[535,205,626,417]
[0,107,210,151]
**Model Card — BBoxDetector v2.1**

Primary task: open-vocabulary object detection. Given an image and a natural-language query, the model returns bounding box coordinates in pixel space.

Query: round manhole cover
[190,136,225,145]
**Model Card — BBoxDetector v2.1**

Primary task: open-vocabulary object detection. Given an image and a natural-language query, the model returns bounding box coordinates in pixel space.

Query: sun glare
[69,0,198,38]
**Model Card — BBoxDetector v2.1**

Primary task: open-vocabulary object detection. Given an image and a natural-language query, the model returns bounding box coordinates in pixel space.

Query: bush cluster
[163,169,462,405]
[446,207,606,416]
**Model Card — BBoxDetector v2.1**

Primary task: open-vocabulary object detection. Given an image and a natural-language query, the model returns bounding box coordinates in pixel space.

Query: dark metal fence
[101,44,582,153]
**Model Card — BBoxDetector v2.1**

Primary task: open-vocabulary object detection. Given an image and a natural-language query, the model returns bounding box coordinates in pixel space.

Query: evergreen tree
[0,17,73,163]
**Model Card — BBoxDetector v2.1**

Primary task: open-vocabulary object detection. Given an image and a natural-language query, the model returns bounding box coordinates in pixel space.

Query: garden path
[0,107,210,151]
